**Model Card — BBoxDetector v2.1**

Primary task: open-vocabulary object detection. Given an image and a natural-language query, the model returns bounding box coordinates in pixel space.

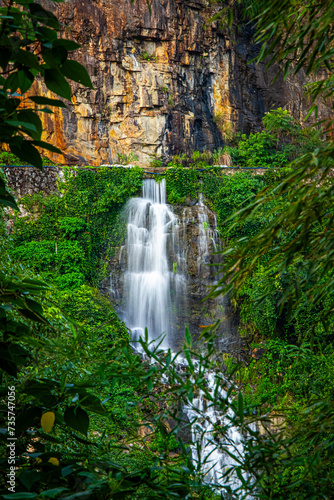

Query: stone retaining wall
[2,166,60,198]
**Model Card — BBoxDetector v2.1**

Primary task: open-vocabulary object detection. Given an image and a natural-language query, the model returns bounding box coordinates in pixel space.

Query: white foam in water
[121,178,252,495]
[123,179,176,348]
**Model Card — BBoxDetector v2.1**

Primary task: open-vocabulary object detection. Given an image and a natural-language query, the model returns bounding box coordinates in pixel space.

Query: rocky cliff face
[40,0,331,166]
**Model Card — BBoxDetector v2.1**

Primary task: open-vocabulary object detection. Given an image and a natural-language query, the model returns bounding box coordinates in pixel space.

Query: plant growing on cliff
[150,153,164,168]
[117,151,139,165]
[212,147,232,166]
[140,50,157,62]
[213,112,233,141]
[159,85,169,94]
[168,94,175,107]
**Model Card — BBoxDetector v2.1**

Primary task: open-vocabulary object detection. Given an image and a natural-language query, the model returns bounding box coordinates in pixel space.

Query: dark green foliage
[165,167,198,204]
[12,166,143,284]
[0,151,57,166]
[11,240,87,274]
[230,108,321,168]
[0,0,93,169]
[56,284,129,342]
[233,131,290,168]
[214,172,266,238]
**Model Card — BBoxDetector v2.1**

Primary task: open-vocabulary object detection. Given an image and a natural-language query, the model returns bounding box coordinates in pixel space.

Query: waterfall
[117,178,250,494]
[122,178,186,349]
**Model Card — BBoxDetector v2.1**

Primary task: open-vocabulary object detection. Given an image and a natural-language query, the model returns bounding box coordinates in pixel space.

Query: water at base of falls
[119,178,251,495]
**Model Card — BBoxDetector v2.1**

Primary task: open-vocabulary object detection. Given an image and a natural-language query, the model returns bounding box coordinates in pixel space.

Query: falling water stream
[118,178,250,493]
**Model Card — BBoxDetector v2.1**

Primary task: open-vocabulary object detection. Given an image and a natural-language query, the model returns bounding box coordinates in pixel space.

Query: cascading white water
[123,178,185,348]
[120,178,250,494]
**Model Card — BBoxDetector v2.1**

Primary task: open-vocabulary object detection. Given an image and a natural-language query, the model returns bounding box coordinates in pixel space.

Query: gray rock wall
[2,166,60,199]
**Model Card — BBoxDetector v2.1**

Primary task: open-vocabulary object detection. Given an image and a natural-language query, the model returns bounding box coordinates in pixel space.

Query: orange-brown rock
[35,0,332,166]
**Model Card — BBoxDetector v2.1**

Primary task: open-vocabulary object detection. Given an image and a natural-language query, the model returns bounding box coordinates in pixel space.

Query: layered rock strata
[38,0,331,166]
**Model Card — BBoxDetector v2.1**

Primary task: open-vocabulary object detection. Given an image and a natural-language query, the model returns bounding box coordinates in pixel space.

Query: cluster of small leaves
[0,0,93,169]
[229,108,322,168]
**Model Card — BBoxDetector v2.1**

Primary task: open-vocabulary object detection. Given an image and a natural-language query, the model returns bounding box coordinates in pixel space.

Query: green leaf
[32,140,62,155]
[18,69,35,93]
[4,71,19,93]
[29,96,67,108]
[40,488,69,499]
[61,464,81,478]
[16,49,40,70]
[146,377,153,392]
[238,391,244,425]
[2,494,37,499]
[4,97,21,114]
[42,46,68,68]
[44,69,71,100]
[5,120,37,134]
[10,141,43,170]
[0,178,18,210]
[35,26,57,48]
[20,278,49,290]
[60,60,93,89]
[18,307,47,322]
[53,39,81,51]
[17,110,42,140]
[184,347,194,371]
[29,3,59,30]
[184,327,192,347]
[64,406,89,436]
[0,192,18,210]
[19,470,41,490]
